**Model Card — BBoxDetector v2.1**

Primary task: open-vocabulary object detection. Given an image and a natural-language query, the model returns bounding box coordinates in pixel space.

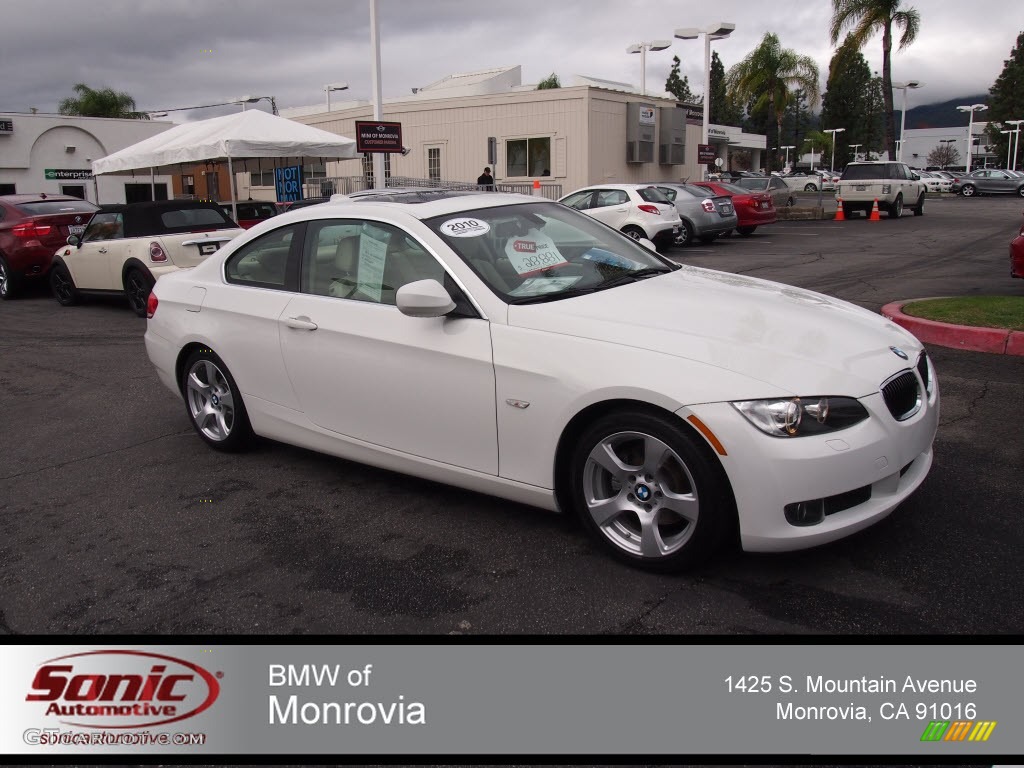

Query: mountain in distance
[903,94,990,129]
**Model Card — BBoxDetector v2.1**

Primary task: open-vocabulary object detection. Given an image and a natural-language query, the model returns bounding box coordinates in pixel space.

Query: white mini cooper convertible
[145,192,939,570]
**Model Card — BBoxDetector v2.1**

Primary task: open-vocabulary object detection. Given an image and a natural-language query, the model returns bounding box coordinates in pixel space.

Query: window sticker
[504,229,568,275]
[508,276,581,297]
[356,223,390,303]
[439,217,491,237]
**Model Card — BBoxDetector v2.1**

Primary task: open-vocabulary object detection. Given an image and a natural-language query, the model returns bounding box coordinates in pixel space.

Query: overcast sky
[1,0,1015,122]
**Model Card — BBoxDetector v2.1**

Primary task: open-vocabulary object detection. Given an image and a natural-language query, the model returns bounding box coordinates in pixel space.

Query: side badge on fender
[505,399,530,409]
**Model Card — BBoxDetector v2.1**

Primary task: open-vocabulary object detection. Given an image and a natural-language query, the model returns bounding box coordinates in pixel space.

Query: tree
[821,34,876,169]
[664,56,696,103]
[727,33,820,172]
[58,83,150,119]
[927,143,960,169]
[830,0,921,161]
[709,51,743,125]
[536,73,561,90]
[984,31,1024,168]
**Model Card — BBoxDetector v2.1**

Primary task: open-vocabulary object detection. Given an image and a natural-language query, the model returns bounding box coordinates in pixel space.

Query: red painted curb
[881,300,1021,356]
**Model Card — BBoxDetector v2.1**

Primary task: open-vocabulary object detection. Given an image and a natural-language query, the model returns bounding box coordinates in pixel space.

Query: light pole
[781,145,795,169]
[675,22,735,179]
[892,80,923,161]
[1000,129,1013,168]
[324,82,349,112]
[626,40,672,96]
[1006,119,1024,171]
[957,103,987,173]
[894,140,900,160]
[824,127,845,173]
[849,143,863,162]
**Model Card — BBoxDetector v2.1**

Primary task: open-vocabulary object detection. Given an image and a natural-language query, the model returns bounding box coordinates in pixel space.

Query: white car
[917,170,952,194]
[51,201,243,316]
[559,184,681,250]
[145,193,939,570]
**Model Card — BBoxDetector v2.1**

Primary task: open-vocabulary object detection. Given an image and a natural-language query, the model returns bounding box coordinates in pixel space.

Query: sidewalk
[882,300,1024,356]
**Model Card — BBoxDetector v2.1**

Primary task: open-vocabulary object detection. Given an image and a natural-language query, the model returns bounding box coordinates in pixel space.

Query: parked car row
[950,168,1024,197]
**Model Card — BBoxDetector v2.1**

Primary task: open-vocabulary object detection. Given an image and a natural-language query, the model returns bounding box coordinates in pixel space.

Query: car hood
[506,265,922,399]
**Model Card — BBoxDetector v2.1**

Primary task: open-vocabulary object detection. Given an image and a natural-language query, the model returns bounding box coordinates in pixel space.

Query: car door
[985,170,1014,193]
[586,189,631,230]
[768,177,790,207]
[278,217,498,474]
[67,211,124,289]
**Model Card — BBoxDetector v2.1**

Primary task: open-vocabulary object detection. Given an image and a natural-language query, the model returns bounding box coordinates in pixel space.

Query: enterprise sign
[45,168,93,180]
[355,121,403,154]
[0,119,13,133]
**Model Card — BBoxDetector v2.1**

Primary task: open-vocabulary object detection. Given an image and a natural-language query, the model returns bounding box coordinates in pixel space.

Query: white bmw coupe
[145,192,939,570]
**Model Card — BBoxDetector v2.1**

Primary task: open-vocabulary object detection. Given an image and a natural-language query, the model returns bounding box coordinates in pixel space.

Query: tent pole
[227,154,238,223]
[150,167,156,200]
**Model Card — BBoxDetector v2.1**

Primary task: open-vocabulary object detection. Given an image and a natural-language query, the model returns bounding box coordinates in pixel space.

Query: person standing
[477,167,494,189]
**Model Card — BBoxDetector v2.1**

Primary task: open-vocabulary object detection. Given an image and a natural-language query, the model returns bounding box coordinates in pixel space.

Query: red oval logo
[26,650,220,729]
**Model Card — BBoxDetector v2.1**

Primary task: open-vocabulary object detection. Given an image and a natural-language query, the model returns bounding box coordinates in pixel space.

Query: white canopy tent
[91,109,359,220]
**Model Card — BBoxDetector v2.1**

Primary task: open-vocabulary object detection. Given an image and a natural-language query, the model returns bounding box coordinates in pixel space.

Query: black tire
[804,183,817,192]
[889,194,904,219]
[698,235,717,244]
[674,220,695,247]
[180,349,254,452]
[1017,185,1024,198]
[124,267,155,318]
[620,225,645,242]
[961,184,977,197]
[736,226,756,236]
[50,263,79,306]
[913,193,925,216]
[568,409,733,571]
[786,196,795,207]
[0,256,19,301]
[720,229,733,238]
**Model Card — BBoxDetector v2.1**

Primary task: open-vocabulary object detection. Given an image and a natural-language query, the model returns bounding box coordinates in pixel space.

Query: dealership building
[257,65,766,199]
[0,113,174,203]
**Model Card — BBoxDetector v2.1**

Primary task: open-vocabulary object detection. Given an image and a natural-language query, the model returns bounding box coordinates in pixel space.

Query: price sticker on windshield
[504,230,567,275]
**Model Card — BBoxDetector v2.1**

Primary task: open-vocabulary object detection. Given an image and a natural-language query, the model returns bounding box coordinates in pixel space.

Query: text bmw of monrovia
[25,650,220,728]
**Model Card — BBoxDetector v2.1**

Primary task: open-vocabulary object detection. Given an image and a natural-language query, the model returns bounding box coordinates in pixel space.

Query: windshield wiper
[506,286,602,305]
[598,267,673,289]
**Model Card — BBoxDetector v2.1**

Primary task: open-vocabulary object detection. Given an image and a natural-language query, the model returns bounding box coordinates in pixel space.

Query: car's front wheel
[124,268,155,318]
[786,196,795,207]
[0,256,19,301]
[674,220,694,247]
[569,410,732,571]
[804,183,817,192]
[50,263,79,306]
[181,349,253,452]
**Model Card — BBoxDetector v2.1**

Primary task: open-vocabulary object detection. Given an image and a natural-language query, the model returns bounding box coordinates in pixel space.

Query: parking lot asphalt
[1,195,1022,635]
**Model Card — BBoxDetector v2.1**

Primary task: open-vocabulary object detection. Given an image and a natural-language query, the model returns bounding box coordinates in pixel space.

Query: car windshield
[424,202,677,304]
[733,178,769,191]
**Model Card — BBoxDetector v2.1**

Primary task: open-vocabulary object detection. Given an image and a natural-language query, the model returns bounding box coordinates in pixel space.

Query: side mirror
[67,234,80,247]
[396,279,456,318]
[638,237,658,253]
[911,173,921,180]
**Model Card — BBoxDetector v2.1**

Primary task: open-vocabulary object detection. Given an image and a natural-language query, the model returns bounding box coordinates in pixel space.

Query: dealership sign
[25,650,220,729]
[697,144,717,164]
[355,121,403,153]
[45,168,93,180]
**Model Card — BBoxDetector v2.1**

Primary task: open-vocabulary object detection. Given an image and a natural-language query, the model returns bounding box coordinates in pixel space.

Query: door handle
[98,248,107,253]
[285,316,318,330]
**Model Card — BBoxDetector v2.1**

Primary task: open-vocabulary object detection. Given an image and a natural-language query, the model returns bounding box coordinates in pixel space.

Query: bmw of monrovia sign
[355,121,403,154]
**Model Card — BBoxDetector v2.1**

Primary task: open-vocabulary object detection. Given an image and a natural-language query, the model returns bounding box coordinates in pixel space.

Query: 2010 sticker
[439,217,491,237]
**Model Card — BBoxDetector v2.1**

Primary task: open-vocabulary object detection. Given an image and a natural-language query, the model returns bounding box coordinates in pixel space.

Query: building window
[182,175,195,196]
[427,147,441,181]
[304,163,327,179]
[506,137,551,178]
[250,170,275,187]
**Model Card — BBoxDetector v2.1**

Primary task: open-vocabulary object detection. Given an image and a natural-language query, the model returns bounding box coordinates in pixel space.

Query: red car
[0,194,99,299]
[691,180,777,236]
[218,201,279,229]
[1012,210,1024,279]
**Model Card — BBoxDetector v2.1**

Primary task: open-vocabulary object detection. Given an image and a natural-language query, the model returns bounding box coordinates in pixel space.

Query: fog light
[784,498,826,526]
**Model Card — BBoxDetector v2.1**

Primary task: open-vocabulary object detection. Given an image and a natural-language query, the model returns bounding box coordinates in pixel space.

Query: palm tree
[58,84,150,119]
[727,33,820,172]
[830,0,921,160]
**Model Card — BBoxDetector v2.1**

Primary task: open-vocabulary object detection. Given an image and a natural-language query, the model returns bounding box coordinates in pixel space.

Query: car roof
[96,200,225,214]
[278,192,546,222]
[0,193,91,204]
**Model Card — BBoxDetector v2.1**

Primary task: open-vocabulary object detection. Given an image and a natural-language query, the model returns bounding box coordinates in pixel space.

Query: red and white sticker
[504,230,567,274]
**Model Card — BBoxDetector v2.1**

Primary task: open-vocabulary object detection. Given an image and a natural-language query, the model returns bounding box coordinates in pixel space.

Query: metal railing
[300,175,562,200]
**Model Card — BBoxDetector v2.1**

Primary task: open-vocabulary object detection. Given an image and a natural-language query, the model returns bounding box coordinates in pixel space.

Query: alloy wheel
[0,262,7,297]
[52,269,73,303]
[186,359,236,442]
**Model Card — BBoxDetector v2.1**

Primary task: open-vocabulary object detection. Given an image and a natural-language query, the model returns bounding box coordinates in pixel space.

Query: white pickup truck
[835,161,927,219]
[51,201,244,316]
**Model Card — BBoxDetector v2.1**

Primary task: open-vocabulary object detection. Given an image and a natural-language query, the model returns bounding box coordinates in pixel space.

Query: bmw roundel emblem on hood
[890,346,909,360]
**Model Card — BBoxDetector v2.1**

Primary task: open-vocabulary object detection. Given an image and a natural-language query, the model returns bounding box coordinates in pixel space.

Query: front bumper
[681,376,939,552]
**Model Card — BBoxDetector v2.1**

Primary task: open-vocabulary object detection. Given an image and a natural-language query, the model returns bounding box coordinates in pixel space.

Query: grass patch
[902,296,1024,331]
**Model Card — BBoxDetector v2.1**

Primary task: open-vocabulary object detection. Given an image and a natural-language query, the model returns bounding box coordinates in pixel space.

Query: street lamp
[957,103,987,173]
[849,142,863,161]
[1006,119,1024,171]
[781,145,795,168]
[892,80,923,161]
[324,82,349,112]
[626,40,672,96]
[675,22,735,179]
[235,95,277,115]
[824,127,846,173]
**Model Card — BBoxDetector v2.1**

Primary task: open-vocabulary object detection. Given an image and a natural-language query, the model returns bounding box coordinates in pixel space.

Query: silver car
[951,169,1024,197]
[732,175,796,209]
[648,182,738,246]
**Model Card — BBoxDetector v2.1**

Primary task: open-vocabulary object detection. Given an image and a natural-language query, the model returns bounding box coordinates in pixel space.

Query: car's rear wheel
[50,263,79,306]
[0,256,19,300]
[961,184,977,197]
[569,410,732,571]
[736,226,756,236]
[889,194,904,219]
[1017,185,1024,197]
[181,349,253,452]
[786,196,795,207]
[674,220,694,247]
[124,268,154,318]
[913,193,925,216]
[621,225,645,242]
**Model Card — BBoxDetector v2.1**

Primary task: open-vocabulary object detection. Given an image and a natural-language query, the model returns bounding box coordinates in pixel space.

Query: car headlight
[731,397,869,437]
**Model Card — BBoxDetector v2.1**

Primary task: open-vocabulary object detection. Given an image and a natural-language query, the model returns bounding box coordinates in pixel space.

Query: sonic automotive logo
[25,650,220,729]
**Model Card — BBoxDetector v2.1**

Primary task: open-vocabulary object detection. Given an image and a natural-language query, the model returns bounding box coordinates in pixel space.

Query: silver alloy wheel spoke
[591,441,635,476]
[588,495,626,527]
[218,390,234,410]
[642,435,671,475]
[188,372,210,394]
[659,487,700,523]
[639,512,668,558]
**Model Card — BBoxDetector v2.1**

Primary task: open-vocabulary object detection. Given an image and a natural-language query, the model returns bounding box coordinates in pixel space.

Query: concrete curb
[881,300,1024,356]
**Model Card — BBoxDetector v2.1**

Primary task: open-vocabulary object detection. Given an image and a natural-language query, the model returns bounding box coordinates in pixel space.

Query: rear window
[841,164,890,181]
[675,185,715,198]
[15,200,98,216]
[159,207,234,230]
[637,187,671,204]
[734,178,768,190]
[717,183,755,196]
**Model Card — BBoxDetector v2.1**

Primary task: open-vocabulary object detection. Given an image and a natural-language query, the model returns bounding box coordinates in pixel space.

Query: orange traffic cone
[532,179,543,197]
[834,197,845,221]
[868,198,881,221]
